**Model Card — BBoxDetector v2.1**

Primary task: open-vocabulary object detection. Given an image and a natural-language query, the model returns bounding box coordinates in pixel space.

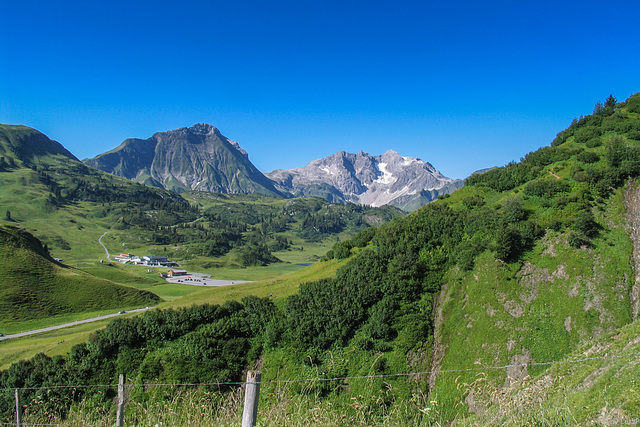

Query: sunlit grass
[0,319,113,370]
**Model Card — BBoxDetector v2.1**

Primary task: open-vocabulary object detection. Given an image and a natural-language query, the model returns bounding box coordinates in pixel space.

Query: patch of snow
[402,156,417,166]
[321,166,335,175]
[375,163,396,185]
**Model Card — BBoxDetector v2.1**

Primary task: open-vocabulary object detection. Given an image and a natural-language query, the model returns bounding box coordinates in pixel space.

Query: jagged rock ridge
[267,149,463,211]
[84,124,283,196]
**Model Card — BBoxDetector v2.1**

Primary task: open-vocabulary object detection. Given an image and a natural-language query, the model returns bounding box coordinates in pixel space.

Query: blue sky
[1,0,639,179]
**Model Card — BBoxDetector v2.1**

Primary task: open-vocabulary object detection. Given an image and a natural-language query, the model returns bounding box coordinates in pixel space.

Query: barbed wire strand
[258,351,640,384]
[3,351,639,393]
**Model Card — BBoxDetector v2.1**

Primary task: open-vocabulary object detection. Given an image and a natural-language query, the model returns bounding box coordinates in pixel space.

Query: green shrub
[576,150,600,163]
[523,179,571,198]
[574,126,601,144]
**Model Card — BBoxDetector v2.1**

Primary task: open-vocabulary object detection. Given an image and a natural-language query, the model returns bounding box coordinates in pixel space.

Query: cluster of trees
[35,165,199,227]
[464,145,578,192]
[0,299,275,420]
[300,203,466,350]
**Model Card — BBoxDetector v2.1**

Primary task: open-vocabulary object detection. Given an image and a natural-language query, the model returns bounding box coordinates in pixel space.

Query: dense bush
[523,179,571,198]
[576,151,600,163]
[0,301,274,420]
[574,126,601,144]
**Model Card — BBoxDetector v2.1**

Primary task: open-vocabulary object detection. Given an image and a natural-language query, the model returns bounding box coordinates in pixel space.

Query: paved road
[0,307,153,342]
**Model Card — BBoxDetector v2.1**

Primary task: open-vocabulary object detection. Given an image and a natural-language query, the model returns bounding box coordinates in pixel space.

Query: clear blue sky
[1,0,639,179]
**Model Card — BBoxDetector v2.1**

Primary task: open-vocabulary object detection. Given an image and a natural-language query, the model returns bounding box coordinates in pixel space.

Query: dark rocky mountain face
[84,124,284,196]
[267,149,462,211]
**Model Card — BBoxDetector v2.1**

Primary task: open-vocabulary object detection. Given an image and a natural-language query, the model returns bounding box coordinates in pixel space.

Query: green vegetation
[2,93,640,424]
[0,258,346,371]
[0,123,403,332]
[459,318,640,426]
[0,225,160,324]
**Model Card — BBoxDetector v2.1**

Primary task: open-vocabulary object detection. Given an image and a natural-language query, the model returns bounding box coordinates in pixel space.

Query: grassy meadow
[0,257,346,370]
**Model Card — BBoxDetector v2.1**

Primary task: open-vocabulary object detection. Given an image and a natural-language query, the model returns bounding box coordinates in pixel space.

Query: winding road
[98,231,112,262]
[0,233,249,341]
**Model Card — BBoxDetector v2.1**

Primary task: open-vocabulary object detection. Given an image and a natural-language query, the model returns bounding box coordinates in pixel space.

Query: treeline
[147,197,404,264]
[35,165,199,226]
[0,299,275,421]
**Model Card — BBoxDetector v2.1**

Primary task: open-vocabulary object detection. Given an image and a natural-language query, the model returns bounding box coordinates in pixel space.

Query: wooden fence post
[14,388,21,427]
[241,370,261,427]
[116,374,125,427]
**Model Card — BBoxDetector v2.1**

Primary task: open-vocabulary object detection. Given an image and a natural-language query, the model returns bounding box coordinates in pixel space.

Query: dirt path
[98,231,112,262]
[428,281,450,394]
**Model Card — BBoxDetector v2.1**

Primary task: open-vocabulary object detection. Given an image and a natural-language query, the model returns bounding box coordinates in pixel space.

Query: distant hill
[84,123,284,196]
[0,124,78,169]
[0,225,160,322]
[267,149,463,211]
[0,123,200,250]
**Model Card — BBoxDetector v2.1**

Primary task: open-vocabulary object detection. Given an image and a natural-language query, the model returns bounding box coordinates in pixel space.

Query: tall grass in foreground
[13,378,624,426]
[15,385,448,427]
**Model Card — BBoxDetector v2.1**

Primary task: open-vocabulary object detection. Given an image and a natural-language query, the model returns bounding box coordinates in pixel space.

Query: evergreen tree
[605,94,617,109]
[593,101,605,115]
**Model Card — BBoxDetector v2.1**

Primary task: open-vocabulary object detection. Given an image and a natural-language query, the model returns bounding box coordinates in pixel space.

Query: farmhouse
[167,269,188,277]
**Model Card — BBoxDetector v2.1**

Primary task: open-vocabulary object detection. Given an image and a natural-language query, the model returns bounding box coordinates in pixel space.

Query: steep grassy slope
[0,226,160,323]
[266,92,640,422]
[423,93,640,419]
[460,318,640,425]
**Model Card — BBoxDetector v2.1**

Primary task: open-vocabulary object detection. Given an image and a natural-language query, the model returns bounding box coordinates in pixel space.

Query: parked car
[118,310,126,314]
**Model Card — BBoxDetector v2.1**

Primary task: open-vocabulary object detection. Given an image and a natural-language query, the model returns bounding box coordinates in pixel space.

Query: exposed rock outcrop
[267,149,462,211]
[84,124,283,196]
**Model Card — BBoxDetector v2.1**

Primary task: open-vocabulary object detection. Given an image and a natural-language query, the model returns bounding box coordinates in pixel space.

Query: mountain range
[84,123,462,211]
[267,149,463,211]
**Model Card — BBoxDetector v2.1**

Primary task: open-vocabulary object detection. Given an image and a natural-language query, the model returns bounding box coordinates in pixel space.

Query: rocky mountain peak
[163,123,218,136]
[267,149,463,211]
[84,124,280,196]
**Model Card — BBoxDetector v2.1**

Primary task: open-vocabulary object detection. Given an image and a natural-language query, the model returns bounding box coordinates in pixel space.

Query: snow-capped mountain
[267,149,463,211]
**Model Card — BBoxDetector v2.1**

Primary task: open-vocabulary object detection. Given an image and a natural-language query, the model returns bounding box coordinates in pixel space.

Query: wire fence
[2,350,639,426]
[4,350,640,392]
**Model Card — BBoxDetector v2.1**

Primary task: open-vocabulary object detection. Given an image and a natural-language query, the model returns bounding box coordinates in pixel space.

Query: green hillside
[0,225,160,324]
[0,124,404,329]
[2,94,640,424]
[460,317,640,425]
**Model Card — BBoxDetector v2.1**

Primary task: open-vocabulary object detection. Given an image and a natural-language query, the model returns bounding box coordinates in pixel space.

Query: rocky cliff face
[267,149,462,211]
[84,124,283,196]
